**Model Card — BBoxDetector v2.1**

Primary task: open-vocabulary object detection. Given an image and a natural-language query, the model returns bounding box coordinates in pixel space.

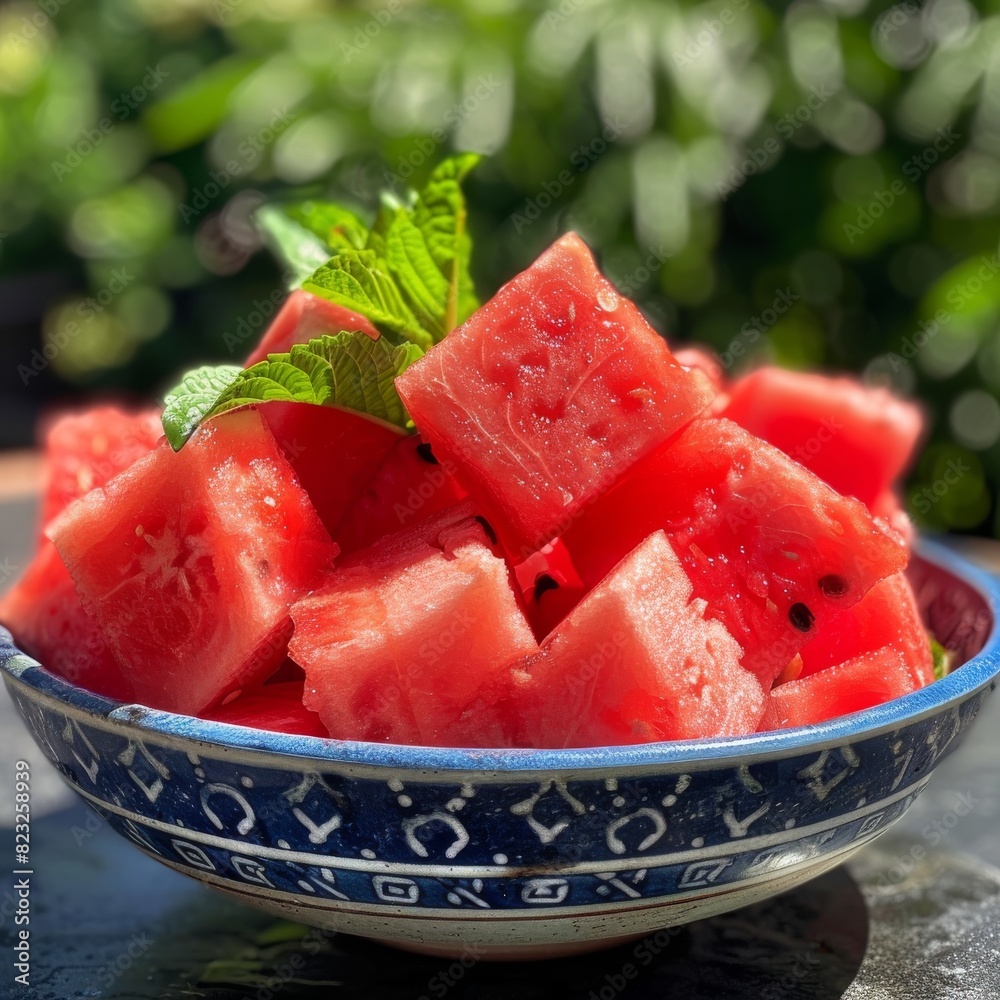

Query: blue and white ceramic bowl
[2,540,998,960]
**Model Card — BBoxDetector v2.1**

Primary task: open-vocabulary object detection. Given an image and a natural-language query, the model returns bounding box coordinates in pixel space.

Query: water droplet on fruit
[819,573,849,597]
[788,602,815,632]
[263,495,277,508]
[534,573,559,600]
[415,442,438,465]
[597,288,619,312]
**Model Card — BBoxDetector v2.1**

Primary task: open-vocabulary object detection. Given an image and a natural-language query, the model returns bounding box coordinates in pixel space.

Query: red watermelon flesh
[721,367,923,508]
[0,540,127,700]
[245,289,379,366]
[290,503,537,746]
[39,405,163,535]
[51,410,339,715]
[333,435,468,556]
[513,538,587,640]
[205,682,328,737]
[259,401,403,537]
[673,345,730,414]
[510,531,764,748]
[798,572,934,687]
[766,646,918,729]
[873,489,914,544]
[565,418,908,686]
[396,232,714,555]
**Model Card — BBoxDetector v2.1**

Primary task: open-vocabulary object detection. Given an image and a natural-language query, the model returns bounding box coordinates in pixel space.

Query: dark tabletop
[1,494,999,1000]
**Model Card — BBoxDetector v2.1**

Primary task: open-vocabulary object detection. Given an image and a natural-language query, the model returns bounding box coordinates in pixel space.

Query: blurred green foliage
[0,0,998,535]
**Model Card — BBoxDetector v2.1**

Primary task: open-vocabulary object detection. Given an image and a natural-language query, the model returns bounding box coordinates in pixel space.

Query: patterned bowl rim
[2,538,998,775]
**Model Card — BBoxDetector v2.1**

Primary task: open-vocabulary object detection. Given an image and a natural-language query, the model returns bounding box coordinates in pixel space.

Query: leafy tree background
[0,0,997,535]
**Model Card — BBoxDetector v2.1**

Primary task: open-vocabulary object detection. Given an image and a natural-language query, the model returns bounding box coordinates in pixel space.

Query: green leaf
[284,201,369,254]
[384,209,451,340]
[161,364,244,451]
[302,249,433,350]
[162,334,422,448]
[254,205,333,289]
[412,153,481,332]
[930,636,952,681]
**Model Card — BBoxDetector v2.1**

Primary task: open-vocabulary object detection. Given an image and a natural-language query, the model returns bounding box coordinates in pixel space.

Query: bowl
[3,539,998,961]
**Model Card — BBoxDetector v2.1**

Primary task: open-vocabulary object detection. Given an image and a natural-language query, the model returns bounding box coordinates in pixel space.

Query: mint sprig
[161,333,421,450]
[302,249,433,350]
[166,155,479,447]
[256,155,480,344]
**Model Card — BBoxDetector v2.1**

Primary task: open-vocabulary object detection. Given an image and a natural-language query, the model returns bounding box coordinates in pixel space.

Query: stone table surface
[0,487,998,999]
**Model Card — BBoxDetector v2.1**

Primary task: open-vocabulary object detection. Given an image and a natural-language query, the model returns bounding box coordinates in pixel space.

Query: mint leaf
[303,249,433,350]
[412,154,480,332]
[162,334,422,448]
[930,636,952,681]
[285,201,369,254]
[162,364,243,451]
[384,210,451,340]
[254,205,333,288]
[255,202,370,287]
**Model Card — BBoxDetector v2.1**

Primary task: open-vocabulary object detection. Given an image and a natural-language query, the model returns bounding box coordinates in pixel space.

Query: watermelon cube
[766,646,919,729]
[204,682,328,737]
[565,418,908,685]
[244,289,379,365]
[290,504,537,746]
[39,405,163,535]
[395,232,714,554]
[510,531,764,748]
[333,435,468,555]
[0,540,127,699]
[721,367,924,508]
[51,410,339,715]
[259,401,403,537]
[798,572,934,687]
[512,538,587,640]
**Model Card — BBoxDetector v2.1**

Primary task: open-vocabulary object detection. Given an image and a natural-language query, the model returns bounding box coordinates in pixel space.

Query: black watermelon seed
[788,602,815,633]
[819,574,849,598]
[534,573,559,601]
[474,516,498,544]
[415,442,439,464]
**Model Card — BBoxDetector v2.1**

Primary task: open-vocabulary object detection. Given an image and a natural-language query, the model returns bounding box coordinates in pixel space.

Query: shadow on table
[6,801,868,1000]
